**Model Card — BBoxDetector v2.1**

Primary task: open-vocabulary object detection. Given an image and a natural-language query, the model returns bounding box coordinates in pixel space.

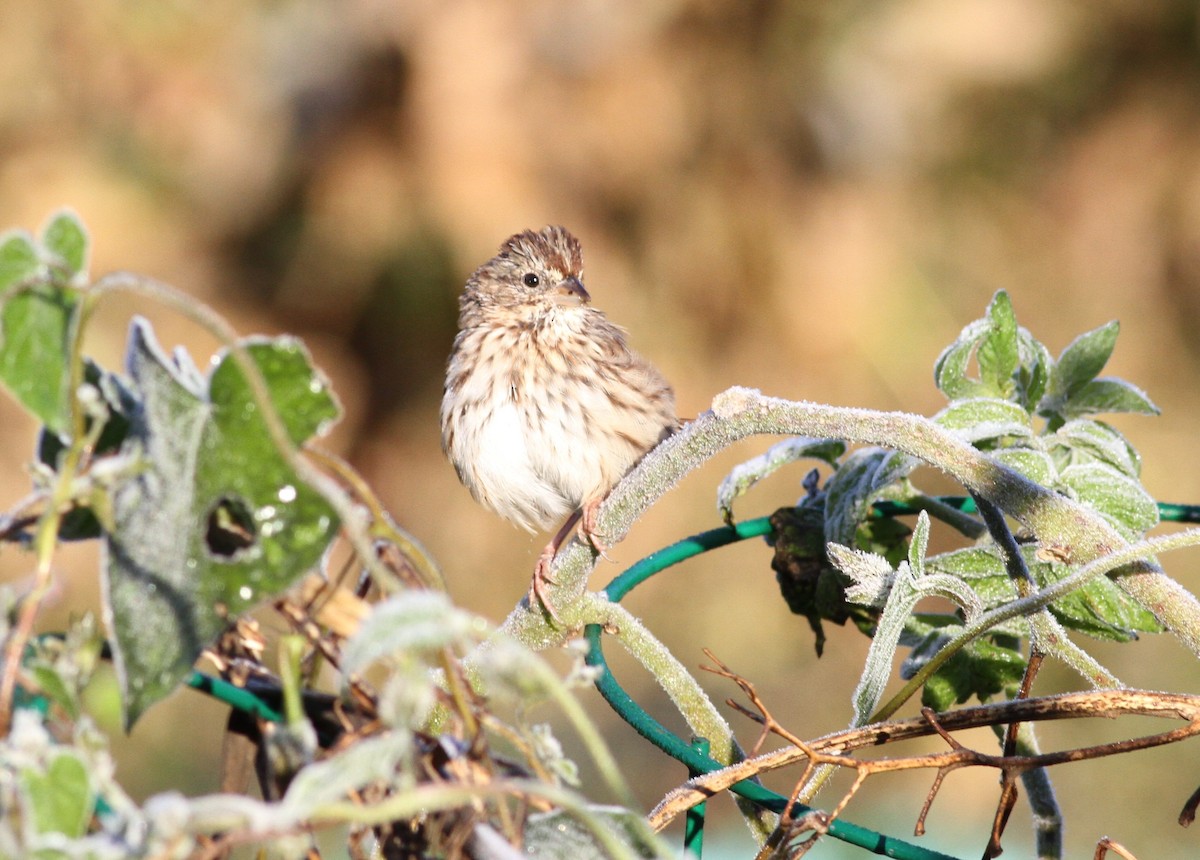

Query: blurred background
[3,0,1200,856]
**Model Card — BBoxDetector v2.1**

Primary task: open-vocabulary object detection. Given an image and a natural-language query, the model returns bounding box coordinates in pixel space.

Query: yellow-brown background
[2,1,1199,857]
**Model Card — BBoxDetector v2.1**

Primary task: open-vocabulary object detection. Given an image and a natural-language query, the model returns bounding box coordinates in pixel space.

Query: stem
[579,596,776,840]
[872,527,1200,721]
[0,291,100,731]
[498,388,1200,660]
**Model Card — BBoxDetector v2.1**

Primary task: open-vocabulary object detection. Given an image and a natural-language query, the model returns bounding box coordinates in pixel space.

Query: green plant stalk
[498,388,1200,661]
[580,595,776,839]
[583,596,735,765]
[524,650,639,812]
[1008,722,1062,860]
[278,636,306,727]
[1026,611,1120,689]
[0,290,101,730]
[314,779,670,860]
[439,650,479,739]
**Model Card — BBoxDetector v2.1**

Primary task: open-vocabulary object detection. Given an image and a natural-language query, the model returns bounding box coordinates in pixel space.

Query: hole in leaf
[205,496,256,558]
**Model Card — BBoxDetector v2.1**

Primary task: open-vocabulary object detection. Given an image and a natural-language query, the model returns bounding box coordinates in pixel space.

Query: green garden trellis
[113,498,1200,858]
[586,514,961,860]
[582,498,1200,858]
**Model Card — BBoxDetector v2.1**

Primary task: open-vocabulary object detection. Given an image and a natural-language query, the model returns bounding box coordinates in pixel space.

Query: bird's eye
[523,272,540,287]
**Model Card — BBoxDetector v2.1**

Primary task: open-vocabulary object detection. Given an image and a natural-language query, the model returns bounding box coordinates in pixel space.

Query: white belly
[458,400,576,532]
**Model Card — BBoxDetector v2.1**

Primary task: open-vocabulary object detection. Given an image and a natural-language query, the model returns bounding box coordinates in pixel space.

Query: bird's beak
[552,276,591,307]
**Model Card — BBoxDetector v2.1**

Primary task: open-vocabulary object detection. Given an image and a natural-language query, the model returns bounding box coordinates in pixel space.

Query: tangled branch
[651,682,1200,855]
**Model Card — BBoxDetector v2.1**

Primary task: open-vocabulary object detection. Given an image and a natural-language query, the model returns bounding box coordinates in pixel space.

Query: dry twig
[650,685,1200,846]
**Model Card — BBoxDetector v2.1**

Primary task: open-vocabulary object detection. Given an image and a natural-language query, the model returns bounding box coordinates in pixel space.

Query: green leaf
[525,807,668,858]
[990,447,1057,487]
[0,234,78,434]
[933,318,990,401]
[1030,556,1163,641]
[823,447,918,545]
[925,547,1018,609]
[1015,330,1052,412]
[28,666,80,720]
[854,514,911,568]
[1059,461,1158,537]
[977,291,1018,397]
[1047,418,1141,477]
[926,543,1163,642]
[20,752,94,838]
[1061,378,1159,419]
[902,615,1023,710]
[1048,321,1118,400]
[40,210,89,279]
[924,635,1025,710]
[717,436,846,523]
[104,320,341,726]
[933,398,1032,444]
[0,230,39,289]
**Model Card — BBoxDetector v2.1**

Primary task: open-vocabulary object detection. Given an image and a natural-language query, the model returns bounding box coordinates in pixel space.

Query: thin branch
[649,688,1200,832]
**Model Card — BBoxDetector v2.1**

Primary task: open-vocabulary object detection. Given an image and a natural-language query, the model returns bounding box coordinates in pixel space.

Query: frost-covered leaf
[40,210,89,280]
[934,317,990,401]
[1014,330,1053,412]
[104,319,340,726]
[1059,461,1158,537]
[927,543,1162,641]
[0,232,78,435]
[934,291,1055,413]
[926,547,1017,607]
[525,806,668,858]
[1047,418,1141,477]
[1059,378,1159,419]
[934,398,1032,444]
[1031,556,1163,641]
[716,436,844,524]
[827,543,894,608]
[977,291,1018,398]
[823,447,918,546]
[990,447,1056,487]
[1047,321,1118,402]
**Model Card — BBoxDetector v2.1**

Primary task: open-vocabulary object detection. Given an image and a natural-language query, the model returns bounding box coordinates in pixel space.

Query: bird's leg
[530,510,582,622]
[579,498,612,561]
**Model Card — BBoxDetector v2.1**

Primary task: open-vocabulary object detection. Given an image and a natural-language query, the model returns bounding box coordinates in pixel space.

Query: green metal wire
[1156,502,1200,523]
[584,624,959,860]
[166,495,1199,858]
[879,497,1200,523]
[586,495,1200,856]
[185,670,283,723]
[591,522,962,860]
[605,518,773,602]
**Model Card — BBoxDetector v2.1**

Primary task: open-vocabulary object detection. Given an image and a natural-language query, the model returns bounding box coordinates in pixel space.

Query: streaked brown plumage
[441,226,677,620]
